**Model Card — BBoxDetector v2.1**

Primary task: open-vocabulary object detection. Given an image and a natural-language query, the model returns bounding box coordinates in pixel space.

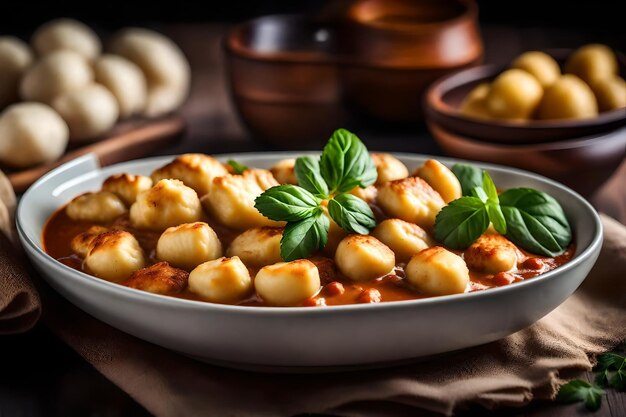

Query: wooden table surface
[1,23,624,417]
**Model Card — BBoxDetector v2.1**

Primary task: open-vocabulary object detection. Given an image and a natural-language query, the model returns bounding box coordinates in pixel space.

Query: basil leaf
[434,196,489,249]
[610,369,626,391]
[294,156,329,197]
[557,380,605,411]
[227,159,248,174]
[319,128,377,193]
[452,163,483,196]
[280,210,329,261]
[500,188,572,256]
[327,193,376,235]
[597,353,626,372]
[482,171,499,203]
[254,185,321,222]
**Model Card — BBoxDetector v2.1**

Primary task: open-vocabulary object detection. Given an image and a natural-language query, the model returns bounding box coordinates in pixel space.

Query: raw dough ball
[486,69,544,120]
[188,256,252,303]
[460,83,492,119]
[227,227,283,267]
[564,44,618,85]
[124,261,188,295]
[592,76,626,112]
[414,159,462,203]
[370,153,409,184]
[511,51,560,87]
[0,37,33,108]
[20,50,93,103]
[94,54,147,118]
[52,83,119,142]
[0,102,68,168]
[31,18,101,60]
[102,173,152,206]
[537,75,598,120]
[376,176,445,230]
[464,233,518,273]
[255,259,321,306]
[130,179,203,230]
[156,222,223,270]
[84,230,145,282]
[151,153,228,197]
[335,235,395,282]
[406,247,469,296]
[66,191,127,223]
[372,219,434,263]
[270,158,297,185]
[109,28,190,117]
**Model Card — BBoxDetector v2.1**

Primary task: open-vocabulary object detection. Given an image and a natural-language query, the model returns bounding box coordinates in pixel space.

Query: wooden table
[1,24,624,417]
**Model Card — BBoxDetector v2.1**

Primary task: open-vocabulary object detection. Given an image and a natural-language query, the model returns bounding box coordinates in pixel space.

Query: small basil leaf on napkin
[499,188,572,256]
[434,196,489,249]
[254,185,321,222]
[452,163,483,196]
[280,211,329,262]
[328,193,376,235]
[294,156,329,197]
[227,159,248,174]
[320,128,377,194]
[557,380,605,411]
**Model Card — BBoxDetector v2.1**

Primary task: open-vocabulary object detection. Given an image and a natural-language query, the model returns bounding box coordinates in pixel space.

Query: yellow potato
[537,75,598,120]
[485,69,543,120]
[591,76,626,112]
[564,44,618,85]
[511,51,560,87]
[460,83,492,119]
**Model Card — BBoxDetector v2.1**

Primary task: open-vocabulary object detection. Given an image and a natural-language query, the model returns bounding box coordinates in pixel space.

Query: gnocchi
[102,173,153,206]
[406,247,470,296]
[255,260,321,306]
[371,153,409,184]
[124,262,188,295]
[156,222,223,270]
[226,227,283,267]
[188,256,252,303]
[85,231,145,282]
[270,158,298,184]
[70,225,108,258]
[464,233,518,273]
[335,235,395,282]
[66,191,127,223]
[414,159,462,203]
[151,153,228,197]
[372,219,434,263]
[130,179,203,230]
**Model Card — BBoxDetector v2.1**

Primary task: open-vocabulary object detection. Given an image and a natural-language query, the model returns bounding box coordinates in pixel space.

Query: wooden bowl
[425,51,626,144]
[429,120,626,196]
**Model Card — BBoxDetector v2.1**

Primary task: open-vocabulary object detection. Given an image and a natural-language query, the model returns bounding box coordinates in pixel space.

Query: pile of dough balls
[460,44,625,122]
[0,18,190,169]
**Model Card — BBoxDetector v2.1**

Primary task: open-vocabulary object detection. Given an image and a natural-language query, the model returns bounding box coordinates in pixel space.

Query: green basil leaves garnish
[294,156,328,197]
[434,196,490,249]
[279,211,329,262]
[254,185,321,222]
[227,159,248,174]
[327,193,377,235]
[452,163,483,196]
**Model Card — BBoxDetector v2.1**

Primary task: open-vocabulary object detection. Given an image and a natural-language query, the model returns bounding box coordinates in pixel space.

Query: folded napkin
[23,215,626,416]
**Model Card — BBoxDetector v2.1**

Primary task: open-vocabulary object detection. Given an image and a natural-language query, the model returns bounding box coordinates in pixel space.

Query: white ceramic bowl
[16,153,602,371]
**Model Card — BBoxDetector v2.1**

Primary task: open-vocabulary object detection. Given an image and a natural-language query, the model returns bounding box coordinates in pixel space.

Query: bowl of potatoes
[425,44,626,143]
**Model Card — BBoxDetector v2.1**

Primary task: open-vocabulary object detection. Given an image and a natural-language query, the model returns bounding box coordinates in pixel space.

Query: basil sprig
[227,159,248,174]
[436,164,573,256]
[255,129,378,261]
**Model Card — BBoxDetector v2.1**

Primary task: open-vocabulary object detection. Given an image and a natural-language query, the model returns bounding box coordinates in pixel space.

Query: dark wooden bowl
[429,120,626,197]
[425,50,626,144]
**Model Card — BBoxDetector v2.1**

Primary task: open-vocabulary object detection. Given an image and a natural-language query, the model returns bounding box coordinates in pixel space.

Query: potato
[94,54,147,118]
[270,158,297,185]
[20,50,93,103]
[151,153,228,197]
[130,179,203,230]
[464,233,518,273]
[511,51,560,87]
[70,225,108,257]
[406,247,469,296]
[227,227,283,267]
[84,230,145,282]
[66,191,127,223]
[31,18,101,60]
[109,28,190,117]
[372,219,434,263]
[537,75,598,120]
[486,69,543,120]
[102,173,152,206]
[460,83,492,119]
[188,256,252,303]
[0,102,68,168]
[52,84,119,142]
[335,235,395,282]
[371,153,409,184]
[376,176,445,230]
[124,261,188,295]
[255,260,321,306]
[414,159,462,203]
[156,222,222,270]
[564,44,618,85]
[592,76,626,112]
[0,37,33,109]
